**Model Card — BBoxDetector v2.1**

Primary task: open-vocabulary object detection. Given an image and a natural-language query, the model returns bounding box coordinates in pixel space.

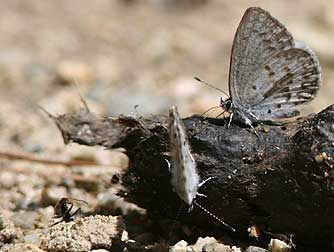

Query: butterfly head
[220,97,232,112]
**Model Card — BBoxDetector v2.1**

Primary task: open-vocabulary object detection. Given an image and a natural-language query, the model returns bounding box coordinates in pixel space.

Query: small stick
[0,166,110,186]
[0,150,99,167]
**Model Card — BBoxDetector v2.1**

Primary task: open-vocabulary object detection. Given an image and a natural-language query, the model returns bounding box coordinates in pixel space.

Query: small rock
[203,242,231,252]
[121,230,129,242]
[231,246,242,252]
[169,240,187,252]
[268,239,291,252]
[314,152,328,163]
[42,215,125,252]
[0,212,23,244]
[191,237,230,252]
[245,246,267,252]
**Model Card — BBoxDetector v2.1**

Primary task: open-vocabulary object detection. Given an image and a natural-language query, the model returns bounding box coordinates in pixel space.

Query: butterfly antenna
[193,201,236,232]
[215,110,226,119]
[194,77,229,98]
[201,105,220,117]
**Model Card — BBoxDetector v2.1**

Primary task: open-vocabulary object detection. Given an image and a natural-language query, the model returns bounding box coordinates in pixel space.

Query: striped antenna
[193,201,236,232]
[194,77,230,99]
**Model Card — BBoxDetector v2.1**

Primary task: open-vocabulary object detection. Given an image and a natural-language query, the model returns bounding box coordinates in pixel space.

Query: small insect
[198,7,321,130]
[52,197,88,226]
[168,106,235,232]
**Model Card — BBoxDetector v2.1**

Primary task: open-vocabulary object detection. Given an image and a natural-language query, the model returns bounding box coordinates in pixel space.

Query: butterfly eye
[225,99,232,109]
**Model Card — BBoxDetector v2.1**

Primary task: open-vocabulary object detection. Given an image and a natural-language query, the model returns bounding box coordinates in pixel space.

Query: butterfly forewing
[229,7,294,105]
[168,106,200,206]
[228,7,321,122]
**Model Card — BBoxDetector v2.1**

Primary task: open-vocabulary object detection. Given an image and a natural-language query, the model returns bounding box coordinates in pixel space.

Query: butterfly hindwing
[249,43,321,120]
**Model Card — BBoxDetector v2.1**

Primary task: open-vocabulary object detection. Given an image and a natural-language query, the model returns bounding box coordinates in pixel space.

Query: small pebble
[268,238,291,252]
[169,240,187,252]
[314,152,328,163]
[245,246,267,252]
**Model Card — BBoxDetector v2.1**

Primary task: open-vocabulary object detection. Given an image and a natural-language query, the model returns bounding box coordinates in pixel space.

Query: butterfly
[168,106,235,231]
[200,7,321,129]
[168,106,203,208]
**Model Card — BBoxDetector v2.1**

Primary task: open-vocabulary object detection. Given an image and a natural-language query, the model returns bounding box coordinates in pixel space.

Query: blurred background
[0,0,332,151]
[0,1,332,250]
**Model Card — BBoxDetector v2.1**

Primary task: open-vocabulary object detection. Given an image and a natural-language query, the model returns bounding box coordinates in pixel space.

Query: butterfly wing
[229,7,321,121]
[229,7,294,105]
[247,42,321,120]
[168,106,200,206]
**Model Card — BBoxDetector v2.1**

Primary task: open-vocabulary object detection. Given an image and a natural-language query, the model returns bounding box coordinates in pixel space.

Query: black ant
[52,197,88,226]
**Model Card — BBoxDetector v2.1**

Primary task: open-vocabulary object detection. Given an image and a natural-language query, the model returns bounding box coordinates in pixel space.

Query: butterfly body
[221,97,259,127]
[219,7,321,127]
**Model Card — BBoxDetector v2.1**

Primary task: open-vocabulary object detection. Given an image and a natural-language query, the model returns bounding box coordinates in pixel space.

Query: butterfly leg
[198,176,215,188]
[227,112,233,128]
[243,116,259,137]
[164,158,171,172]
[195,177,216,199]
[249,124,259,137]
[215,111,225,119]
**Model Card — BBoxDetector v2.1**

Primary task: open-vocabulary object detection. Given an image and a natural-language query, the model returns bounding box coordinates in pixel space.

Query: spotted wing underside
[229,7,321,121]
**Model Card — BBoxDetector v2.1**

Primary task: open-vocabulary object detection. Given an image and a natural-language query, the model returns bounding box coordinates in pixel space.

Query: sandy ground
[0,0,333,251]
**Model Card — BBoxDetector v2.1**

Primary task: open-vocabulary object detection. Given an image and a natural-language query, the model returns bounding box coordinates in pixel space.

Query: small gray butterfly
[168,106,235,231]
[168,106,202,208]
[215,7,322,128]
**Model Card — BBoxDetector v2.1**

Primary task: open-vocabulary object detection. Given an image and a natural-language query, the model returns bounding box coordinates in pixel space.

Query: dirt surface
[0,0,333,251]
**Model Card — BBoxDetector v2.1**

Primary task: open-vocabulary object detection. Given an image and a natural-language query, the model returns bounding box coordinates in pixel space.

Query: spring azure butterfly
[213,7,322,128]
[168,106,235,232]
